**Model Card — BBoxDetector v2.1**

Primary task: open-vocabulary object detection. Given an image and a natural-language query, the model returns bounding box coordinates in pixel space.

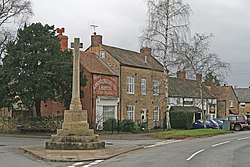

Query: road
[95,131,250,167]
[0,131,250,167]
[0,135,72,167]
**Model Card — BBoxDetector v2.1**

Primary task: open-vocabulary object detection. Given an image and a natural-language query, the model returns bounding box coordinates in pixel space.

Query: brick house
[168,70,217,120]
[80,52,119,129]
[234,88,250,115]
[85,33,166,129]
[209,84,239,117]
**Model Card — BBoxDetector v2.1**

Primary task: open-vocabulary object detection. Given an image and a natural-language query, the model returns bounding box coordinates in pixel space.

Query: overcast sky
[30,0,250,87]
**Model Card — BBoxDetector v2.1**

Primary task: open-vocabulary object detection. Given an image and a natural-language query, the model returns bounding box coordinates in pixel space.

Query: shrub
[120,119,139,133]
[103,118,117,131]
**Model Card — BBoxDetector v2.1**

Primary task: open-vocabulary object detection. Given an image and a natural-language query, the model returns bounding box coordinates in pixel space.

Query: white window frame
[127,77,135,94]
[229,100,233,108]
[127,105,135,121]
[240,102,246,108]
[153,106,160,121]
[153,80,159,96]
[141,79,146,95]
[99,51,105,59]
[103,106,115,122]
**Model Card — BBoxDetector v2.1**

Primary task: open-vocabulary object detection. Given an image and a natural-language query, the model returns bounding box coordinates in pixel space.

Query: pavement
[18,133,164,162]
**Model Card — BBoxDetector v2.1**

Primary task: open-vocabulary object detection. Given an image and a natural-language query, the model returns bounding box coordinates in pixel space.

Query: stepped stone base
[45,110,105,150]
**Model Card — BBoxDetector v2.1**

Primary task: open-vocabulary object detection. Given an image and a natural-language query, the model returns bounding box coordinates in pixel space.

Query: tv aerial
[90,24,98,33]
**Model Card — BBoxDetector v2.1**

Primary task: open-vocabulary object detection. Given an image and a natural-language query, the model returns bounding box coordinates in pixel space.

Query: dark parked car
[193,119,219,129]
[221,115,249,131]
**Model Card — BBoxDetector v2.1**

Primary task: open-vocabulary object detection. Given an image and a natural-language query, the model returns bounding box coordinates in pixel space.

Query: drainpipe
[118,64,122,134]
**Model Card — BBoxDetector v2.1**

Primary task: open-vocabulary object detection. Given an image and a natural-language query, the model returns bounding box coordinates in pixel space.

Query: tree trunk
[199,81,206,128]
[164,69,171,130]
[34,98,41,117]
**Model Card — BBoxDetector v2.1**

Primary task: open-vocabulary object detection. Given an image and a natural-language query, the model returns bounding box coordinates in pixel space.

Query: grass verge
[146,129,231,140]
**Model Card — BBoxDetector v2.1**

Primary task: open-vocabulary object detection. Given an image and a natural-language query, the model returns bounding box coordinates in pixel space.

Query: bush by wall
[170,112,194,129]
[119,119,140,133]
[103,118,117,131]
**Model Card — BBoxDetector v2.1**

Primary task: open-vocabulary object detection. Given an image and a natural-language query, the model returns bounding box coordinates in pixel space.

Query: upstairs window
[183,98,194,106]
[127,77,135,94]
[141,79,146,95]
[240,102,246,108]
[153,80,159,96]
[99,51,105,59]
[229,100,233,108]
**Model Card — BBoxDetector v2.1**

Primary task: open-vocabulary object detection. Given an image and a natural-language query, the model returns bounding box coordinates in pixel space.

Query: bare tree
[175,33,230,127]
[0,0,33,59]
[142,0,191,130]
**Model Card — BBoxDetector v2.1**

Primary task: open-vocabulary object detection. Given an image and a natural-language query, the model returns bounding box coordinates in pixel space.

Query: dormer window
[99,51,105,59]
[144,56,147,64]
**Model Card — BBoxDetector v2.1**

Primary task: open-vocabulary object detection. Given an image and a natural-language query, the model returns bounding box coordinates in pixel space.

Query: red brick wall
[41,100,65,116]
[81,72,119,128]
[81,68,93,126]
[93,75,118,97]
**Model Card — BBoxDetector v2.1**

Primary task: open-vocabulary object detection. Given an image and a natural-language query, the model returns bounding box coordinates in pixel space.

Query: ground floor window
[127,105,135,121]
[103,106,115,122]
[153,106,159,121]
[96,97,118,130]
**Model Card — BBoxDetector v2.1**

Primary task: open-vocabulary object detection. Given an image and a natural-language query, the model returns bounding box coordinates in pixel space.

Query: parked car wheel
[234,124,242,131]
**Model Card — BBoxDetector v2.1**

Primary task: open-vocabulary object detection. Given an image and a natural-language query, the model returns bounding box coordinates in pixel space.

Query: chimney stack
[140,47,151,55]
[177,70,186,80]
[196,73,202,82]
[91,32,102,47]
[56,28,68,51]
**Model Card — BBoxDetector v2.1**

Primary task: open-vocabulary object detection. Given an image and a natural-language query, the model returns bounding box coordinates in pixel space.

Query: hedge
[170,111,194,129]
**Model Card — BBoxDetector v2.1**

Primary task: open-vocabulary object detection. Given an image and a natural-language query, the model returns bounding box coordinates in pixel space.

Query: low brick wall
[0,116,63,133]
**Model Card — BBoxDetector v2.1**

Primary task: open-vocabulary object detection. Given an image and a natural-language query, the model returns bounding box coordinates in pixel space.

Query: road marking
[68,160,104,167]
[186,149,205,161]
[82,160,104,167]
[72,162,85,166]
[237,137,250,141]
[143,140,181,148]
[212,141,230,147]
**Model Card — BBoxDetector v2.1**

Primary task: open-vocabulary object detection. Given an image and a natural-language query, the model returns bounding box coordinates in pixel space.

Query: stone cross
[70,38,83,110]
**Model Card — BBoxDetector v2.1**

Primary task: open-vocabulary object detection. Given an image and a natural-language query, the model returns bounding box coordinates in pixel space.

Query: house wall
[81,68,119,128]
[217,101,226,118]
[92,74,119,129]
[239,102,250,115]
[225,87,239,116]
[120,66,165,129]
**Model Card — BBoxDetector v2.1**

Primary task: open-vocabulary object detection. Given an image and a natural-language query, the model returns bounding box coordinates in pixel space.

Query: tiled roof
[80,51,118,76]
[101,45,163,71]
[209,86,233,101]
[235,88,250,102]
[169,106,202,113]
[169,77,215,99]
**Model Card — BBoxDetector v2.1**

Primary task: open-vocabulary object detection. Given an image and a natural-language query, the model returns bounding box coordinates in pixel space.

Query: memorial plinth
[45,37,105,150]
[45,110,105,150]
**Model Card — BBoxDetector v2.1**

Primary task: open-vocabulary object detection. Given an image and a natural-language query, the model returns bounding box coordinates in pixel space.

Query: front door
[141,109,147,122]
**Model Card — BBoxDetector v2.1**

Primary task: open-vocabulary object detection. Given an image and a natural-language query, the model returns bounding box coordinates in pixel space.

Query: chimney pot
[177,70,186,80]
[196,73,202,82]
[140,47,151,55]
